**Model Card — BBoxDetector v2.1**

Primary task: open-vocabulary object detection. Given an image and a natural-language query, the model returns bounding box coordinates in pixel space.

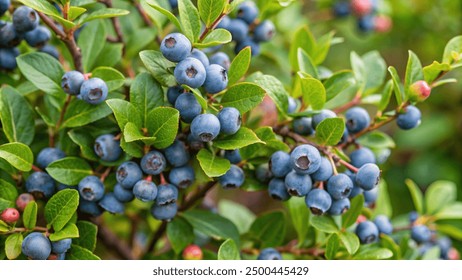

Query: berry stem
[199,12,229,42]
[159,173,167,185]
[327,154,339,175]
[31,165,43,172]
[337,158,359,173]
[1,226,48,235]
[99,167,112,183]
[333,93,362,114]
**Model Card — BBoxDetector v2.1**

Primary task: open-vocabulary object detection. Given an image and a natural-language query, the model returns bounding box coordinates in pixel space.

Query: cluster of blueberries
[61,70,109,105]
[332,0,392,33]
[0,3,57,70]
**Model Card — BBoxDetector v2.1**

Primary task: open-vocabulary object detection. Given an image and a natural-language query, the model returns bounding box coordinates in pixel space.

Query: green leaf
[324,71,356,102]
[326,233,340,260]
[435,202,462,220]
[0,179,18,202]
[339,232,360,255]
[78,21,106,72]
[181,210,240,245]
[442,35,462,64]
[357,131,396,149]
[74,221,98,252]
[350,52,366,90]
[124,122,156,144]
[380,234,401,260]
[425,180,457,215]
[220,82,265,113]
[196,28,232,48]
[298,73,326,110]
[5,233,23,260]
[46,157,93,186]
[68,6,86,21]
[79,8,129,24]
[316,118,345,146]
[388,66,404,105]
[61,98,112,128]
[404,51,424,99]
[297,48,319,79]
[354,247,393,260]
[196,149,231,177]
[106,99,142,131]
[0,220,9,233]
[139,50,177,87]
[254,75,289,115]
[68,129,98,161]
[286,196,310,244]
[240,126,290,160]
[342,195,364,229]
[289,26,316,71]
[405,179,424,214]
[49,223,79,241]
[145,0,182,31]
[16,52,65,97]
[362,51,387,93]
[421,246,440,260]
[249,211,286,248]
[372,180,393,218]
[218,239,240,260]
[310,215,339,233]
[23,202,38,230]
[44,189,80,232]
[178,0,201,42]
[0,198,13,212]
[218,200,256,234]
[198,0,226,27]
[167,217,195,255]
[378,80,393,113]
[0,142,33,172]
[92,67,125,92]
[436,224,462,240]
[146,107,180,149]
[213,127,264,150]
[130,73,164,127]
[228,47,251,85]
[67,244,100,260]
[423,61,451,84]
[0,87,35,145]
[93,43,123,68]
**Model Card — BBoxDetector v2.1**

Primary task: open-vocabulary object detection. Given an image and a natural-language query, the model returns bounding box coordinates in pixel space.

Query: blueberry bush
[1,0,461,260]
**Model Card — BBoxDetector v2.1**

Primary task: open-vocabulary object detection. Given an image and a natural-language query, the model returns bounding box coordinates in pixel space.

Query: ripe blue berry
[332,1,351,17]
[151,203,177,221]
[345,107,370,133]
[253,20,276,42]
[12,6,39,33]
[116,161,143,189]
[312,109,337,129]
[175,92,202,123]
[290,144,322,174]
[305,189,332,215]
[141,150,167,175]
[235,38,260,56]
[133,180,158,202]
[216,16,231,29]
[26,172,56,199]
[257,248,282,260]
[79,199,103,216]
[190,114,221,142]
[268,178,290,201]
[350,147,376,167]
[113,183,134,202]
[0,0,10,16]
[169,0,178,9]
[287,97,298,113]
[24,26,51,47]
[219,165,245,189]
[169,165,195,189]
[155,184,178,206]
[94,134,122,162]
[218,107,241,135]
[79,78,108,105]
[0,22,21,48]
[409,211,419,224]
[285,170,312,197]
[411,225,432,244]
[311,157,334,182]
[255,163,272,183]
[174,57,206,88]
[269,151,291,178]
[327,173,353,200]
[187,133,204,151]
[78,175,105,202]
[293,117,314,136]
[373,215,393,235]
[164,140,190,167]
[36,147,65,169]
[188,48,209,68]
[356,221,379,244]
[227,19,249,42]
[357,15,375,33]
[167,86,186,105]
[160,33,191,62]
[0,47,19,70]
[329,198,351,215]
[61,71,85,96]
[349,185,363,198]
[397,105,421,130]
[21,232,51,260]
[51,238,72,254]
[39,44,59,60]
[236,1,259,24]
[99,192,125,214]
[224,149,242,164]
[355,163,380,190]
[363,187,378,206]
[204,64,228,94]
[437,237,452,258]
[210,52,230,70]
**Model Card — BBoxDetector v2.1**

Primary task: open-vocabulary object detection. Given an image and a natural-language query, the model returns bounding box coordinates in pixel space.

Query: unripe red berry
[351,0,373,16]
[448,248,460,260]
[16,193,35,212]
[0,208,20,223]
[374,15,392,33]
[356,214,367,224]
[409,80,431,102]
[182,244,203,260]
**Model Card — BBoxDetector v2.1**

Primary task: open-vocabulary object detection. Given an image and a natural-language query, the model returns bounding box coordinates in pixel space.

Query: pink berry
[448,248,460,260]
[409,80,432,102]
[356,214,367,224]
[351,0,373,16]
[374,15,392,33]
[0,208,20,223]
[16,193,35,212]
[182,244,203,260]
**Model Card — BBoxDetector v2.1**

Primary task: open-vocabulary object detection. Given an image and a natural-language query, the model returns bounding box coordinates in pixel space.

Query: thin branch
[333,94,361,114]
[133,0,153,27]
[199,12,227,41]
[55,95,73,131]
[91,217,135,260]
